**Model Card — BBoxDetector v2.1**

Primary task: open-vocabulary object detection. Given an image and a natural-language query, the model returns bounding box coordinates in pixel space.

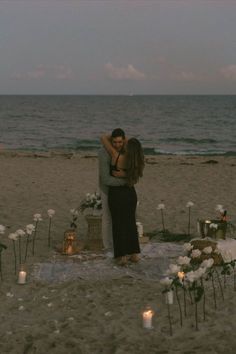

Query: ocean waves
[1,95,236,156]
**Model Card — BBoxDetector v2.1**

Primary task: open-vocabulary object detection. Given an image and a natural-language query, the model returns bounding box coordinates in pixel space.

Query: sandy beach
[1,151,236,354]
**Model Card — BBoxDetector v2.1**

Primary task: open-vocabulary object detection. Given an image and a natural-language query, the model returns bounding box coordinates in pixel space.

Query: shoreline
[1,148,236,159]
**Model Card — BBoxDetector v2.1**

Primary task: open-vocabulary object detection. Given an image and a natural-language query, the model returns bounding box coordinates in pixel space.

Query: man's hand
[112,170,126,178]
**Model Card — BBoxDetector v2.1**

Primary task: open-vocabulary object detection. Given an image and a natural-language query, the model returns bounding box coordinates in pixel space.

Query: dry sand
[0,151,236,354]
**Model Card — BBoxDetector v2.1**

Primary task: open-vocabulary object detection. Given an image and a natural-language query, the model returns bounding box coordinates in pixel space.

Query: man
[98,128,126,256]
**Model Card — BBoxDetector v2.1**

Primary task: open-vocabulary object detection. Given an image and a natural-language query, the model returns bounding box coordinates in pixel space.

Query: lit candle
[165,290,174,305]
[178,271,185,281]
[142,309,153,329]
[18,270,27,284]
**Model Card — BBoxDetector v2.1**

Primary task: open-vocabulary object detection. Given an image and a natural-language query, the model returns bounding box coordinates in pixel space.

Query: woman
[101,134,145,266]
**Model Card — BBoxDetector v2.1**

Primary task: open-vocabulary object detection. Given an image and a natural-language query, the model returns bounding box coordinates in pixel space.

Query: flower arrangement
[160,238,236,336]
[80,192,102,215]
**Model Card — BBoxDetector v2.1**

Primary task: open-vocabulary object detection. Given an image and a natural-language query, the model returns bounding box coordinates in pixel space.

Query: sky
[0,0,236,95]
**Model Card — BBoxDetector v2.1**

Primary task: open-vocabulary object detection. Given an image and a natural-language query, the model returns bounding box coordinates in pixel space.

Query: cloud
[220,65,236,81]
[105,63,146,80]
[27,65,46,79]
[171,71,202,82]
[12,64,73,80]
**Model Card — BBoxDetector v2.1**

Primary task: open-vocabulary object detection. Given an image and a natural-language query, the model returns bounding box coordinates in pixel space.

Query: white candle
[136,222,144,238]
[197,221,200,236]
[204,220,211,237]
[165,290,174,305]
[143,310,153,329]
[18,271,27,284]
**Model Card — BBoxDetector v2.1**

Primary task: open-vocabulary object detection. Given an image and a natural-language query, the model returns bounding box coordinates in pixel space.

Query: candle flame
[143,310,153,318]
[178,271,185,280]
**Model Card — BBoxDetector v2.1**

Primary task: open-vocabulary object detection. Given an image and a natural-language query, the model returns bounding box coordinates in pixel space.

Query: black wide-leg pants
[108,186,140,258]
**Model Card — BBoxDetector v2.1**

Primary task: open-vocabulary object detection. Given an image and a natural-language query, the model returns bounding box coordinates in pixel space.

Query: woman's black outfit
[108,154,140,258]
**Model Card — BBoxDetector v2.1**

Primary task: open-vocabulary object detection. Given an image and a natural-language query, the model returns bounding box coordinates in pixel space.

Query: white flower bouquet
[80,192,102,216]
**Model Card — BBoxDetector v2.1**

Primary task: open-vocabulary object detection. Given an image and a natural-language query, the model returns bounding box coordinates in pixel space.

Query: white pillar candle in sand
[18,270,27,284]
[165,290,174,305]
[142,310,153,329]
[136,222,144,237]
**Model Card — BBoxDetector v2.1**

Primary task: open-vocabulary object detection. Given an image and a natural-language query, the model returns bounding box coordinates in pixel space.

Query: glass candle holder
[18,264,27,284]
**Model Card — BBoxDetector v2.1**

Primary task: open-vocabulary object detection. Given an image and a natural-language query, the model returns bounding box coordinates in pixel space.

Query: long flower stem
[194,291,199,331]
[32,221,38,256]
[19,235,22,264]
[201,278,206,321]
[175,287,183,327]
[188,289,193,305]
[48,218,52,247]
[13,240,17,275]
[167,302,173,336]
[183,283,187,317]
[211,274,217,309]
[223,273,227,289]
[215,269,224,301]
[233,267,236,291]
[0,251,2,281]
[24,235,30,262]
[161,210,165,232]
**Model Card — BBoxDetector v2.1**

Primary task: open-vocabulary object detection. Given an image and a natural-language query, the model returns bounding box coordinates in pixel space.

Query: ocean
[0,95,236,156]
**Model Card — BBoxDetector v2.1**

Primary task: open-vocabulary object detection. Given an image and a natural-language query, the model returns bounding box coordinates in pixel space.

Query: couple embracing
[98,128,144,266]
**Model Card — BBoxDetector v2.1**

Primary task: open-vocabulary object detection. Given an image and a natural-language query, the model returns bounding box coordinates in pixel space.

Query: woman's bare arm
[100,135,118,159]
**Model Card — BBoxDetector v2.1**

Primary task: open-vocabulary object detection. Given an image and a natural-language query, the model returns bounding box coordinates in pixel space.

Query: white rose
[185,271,196,283]
[160,277,173,287]
[183,243,193,252]
[47,209,55,218]
[8,233,18,241]
[202,246,212,255]
[177,256,191,266]
[26,224,35,235]
[191,249,202,258]
[16,229,26,237]
[194,267,206,279]
[200,258,214,268]
[33,213,42,222]
[167,264,181,275]
[157,203,165,210]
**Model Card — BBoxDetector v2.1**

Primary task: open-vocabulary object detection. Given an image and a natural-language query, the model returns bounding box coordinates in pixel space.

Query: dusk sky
[1,0,236,95]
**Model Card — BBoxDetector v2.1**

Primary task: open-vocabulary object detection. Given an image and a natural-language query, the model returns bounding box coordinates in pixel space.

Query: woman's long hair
[126,138,145,186]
